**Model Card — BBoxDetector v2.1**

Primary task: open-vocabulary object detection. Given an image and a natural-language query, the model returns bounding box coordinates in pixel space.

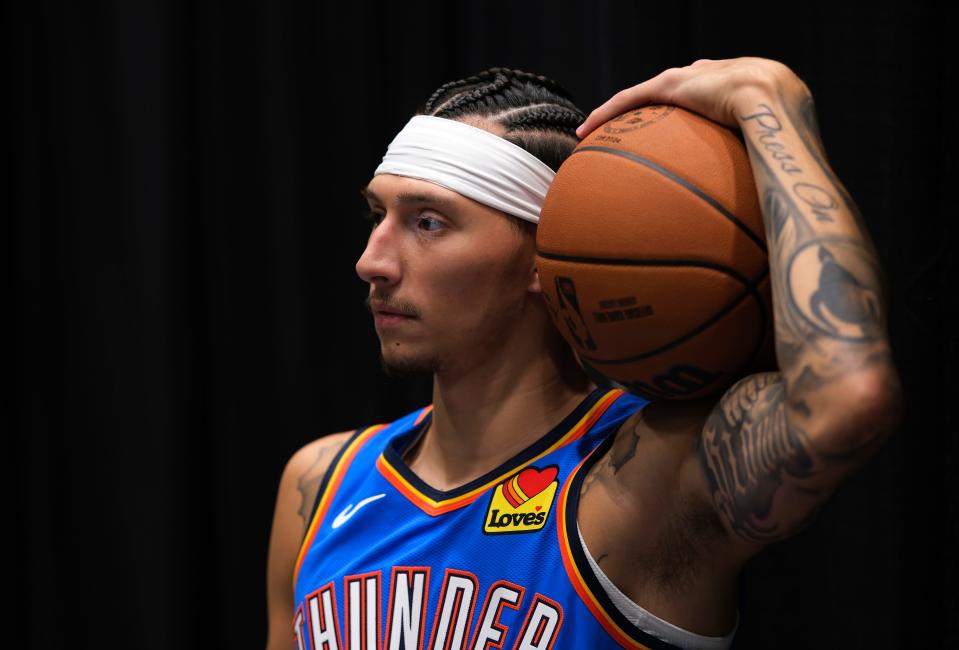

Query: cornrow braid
[421,72,487,115]
[498,68,576,102]
[505,105,585,138]
[429,74,512,120]
[416,67,586,174]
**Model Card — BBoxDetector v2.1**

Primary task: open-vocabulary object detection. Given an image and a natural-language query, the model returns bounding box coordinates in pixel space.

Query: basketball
[536,105,774,400]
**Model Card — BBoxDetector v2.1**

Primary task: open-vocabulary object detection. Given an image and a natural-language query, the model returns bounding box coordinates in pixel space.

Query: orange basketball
[536,105,774,400]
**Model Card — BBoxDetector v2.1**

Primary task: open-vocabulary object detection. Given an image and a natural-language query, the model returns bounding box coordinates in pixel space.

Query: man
[266,58,901,649]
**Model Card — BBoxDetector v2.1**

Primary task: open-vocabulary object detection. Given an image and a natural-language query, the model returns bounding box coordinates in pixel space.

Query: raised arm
[579,57,902,550]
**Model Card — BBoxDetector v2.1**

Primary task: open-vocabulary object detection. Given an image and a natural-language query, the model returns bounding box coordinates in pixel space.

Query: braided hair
[418,67,586,176]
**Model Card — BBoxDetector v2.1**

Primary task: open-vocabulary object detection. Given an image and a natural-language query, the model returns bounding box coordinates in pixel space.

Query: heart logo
[484,464,560,535]
[502,466,558,508]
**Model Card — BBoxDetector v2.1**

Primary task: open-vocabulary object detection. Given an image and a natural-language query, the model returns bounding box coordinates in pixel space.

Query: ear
[527,264,541,293]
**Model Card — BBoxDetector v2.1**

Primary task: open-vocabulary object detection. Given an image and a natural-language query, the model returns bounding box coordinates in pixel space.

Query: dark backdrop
[10,1,956,648]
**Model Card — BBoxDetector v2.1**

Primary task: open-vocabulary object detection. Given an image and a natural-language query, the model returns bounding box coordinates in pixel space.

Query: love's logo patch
[484,465,559,534]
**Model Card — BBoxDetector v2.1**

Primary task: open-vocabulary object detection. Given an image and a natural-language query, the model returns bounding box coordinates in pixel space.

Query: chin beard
[379,349,442,378]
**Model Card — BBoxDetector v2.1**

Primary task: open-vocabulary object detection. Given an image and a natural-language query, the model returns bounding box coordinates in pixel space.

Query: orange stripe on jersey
[375,455,487,516]
[414,405,434,427]
[555,452,654,650]
[557,388,625,448]
[293,424,389,585]
[376,389,626,517]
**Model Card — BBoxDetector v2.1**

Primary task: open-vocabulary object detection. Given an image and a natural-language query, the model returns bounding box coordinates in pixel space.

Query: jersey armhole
[559,425,736,650]
[300,427,368,546]
[558,433,682,650]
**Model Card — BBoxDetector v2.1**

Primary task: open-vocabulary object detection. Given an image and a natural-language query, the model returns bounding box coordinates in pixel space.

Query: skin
[265,431,354,648]
[355,170,593,487]
[266,57,902,648]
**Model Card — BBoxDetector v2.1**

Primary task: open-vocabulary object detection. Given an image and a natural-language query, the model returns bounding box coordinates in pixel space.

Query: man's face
[356,173,538,376]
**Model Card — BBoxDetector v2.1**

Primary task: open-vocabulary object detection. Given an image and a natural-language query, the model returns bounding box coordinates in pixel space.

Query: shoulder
[266,430,355,647]
[582,401,708,525]
[284,431,355,477]
[578,400,741,595]
[583,399,728,551]
[603,399,709,488]
[280,430,356,529]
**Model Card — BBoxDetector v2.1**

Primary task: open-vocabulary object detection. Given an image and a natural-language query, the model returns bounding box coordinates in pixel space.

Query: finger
[575,72,677,138]
[575,89,635,138]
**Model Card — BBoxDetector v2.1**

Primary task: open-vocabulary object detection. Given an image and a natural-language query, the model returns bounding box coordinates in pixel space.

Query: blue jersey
[292,387,693,650]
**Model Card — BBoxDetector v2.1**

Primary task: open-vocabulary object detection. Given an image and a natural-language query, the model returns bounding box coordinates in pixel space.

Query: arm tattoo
[295,440,340,525]
[695,81,900,544]
[787,238,884,342]
[582,416,643,498]
[699,373,816,543]
[609,417,641,474]
[739,95,891,382]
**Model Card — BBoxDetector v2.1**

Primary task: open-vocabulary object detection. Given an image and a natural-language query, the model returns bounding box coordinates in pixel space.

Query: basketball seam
[571,145,768,254]
[536,258,770,364]
[582,281,761,364]
[535,252,757,288]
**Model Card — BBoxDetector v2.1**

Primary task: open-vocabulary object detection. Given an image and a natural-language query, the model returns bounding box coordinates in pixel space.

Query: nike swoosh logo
[331,493,386,529]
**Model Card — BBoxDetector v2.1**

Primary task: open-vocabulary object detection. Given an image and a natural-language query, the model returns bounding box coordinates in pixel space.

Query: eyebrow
[360,185,457,208]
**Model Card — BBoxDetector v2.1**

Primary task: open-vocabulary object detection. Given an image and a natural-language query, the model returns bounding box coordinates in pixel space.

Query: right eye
[363,211,385,227]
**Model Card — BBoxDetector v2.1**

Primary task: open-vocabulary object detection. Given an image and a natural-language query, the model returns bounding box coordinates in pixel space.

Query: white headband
[373,115,556,224]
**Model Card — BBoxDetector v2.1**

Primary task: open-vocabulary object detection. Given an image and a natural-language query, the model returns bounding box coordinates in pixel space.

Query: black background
[9,1,957,648]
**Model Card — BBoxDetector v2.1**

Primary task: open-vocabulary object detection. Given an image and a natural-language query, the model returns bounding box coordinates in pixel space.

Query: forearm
[735,80,901,444]
[575,58,905,544]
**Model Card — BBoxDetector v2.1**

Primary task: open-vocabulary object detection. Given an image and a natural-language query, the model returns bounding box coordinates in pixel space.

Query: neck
[404,322,595,491]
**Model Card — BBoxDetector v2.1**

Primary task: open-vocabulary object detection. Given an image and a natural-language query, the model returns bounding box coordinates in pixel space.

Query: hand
[576,57,808,137]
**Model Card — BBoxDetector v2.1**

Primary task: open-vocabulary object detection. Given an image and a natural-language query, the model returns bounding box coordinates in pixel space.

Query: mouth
[372,311,416,330]
[372,307,413,316]
[368,299,418,329]
[369,303,415,316]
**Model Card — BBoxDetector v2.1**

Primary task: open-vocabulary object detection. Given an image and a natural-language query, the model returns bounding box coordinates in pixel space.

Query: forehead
[362,174,506,222]
[362,174,464,207]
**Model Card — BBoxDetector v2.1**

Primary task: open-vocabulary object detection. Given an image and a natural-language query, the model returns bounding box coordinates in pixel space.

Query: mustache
[365,293,419,318]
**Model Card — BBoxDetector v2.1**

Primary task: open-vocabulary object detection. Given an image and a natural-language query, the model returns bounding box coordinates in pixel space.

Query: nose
[355,217,401,287]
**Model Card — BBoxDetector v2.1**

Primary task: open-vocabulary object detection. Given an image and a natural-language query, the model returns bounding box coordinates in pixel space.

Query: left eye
[417,215,443,231]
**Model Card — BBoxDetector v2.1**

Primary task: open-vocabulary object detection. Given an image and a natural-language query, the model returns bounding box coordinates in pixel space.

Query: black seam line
[534,251,768,365]
[578,266,770,366]
[535,252,757,288]
[572,145,768,255]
